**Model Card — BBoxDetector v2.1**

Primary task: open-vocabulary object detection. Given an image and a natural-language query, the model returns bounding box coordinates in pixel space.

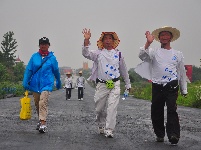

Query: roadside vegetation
[0,31,25,99]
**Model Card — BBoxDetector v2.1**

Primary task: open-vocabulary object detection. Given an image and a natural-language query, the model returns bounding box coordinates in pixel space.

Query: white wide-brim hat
[152,26,180,42]
[97,32,120,49]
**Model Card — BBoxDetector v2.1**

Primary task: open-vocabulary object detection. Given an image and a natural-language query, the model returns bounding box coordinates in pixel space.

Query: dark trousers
[151,80,180,139]
[66,88,71,99]
[78,87,83,99]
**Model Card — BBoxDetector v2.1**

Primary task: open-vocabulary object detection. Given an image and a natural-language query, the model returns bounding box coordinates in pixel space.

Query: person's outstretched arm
[139,31,155,62]
[82,28,99,61]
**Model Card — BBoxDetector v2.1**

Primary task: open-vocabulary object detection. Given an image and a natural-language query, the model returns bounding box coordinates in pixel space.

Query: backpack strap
[28,56,52,85]
[119,51,121,61]
[115,49,121,61]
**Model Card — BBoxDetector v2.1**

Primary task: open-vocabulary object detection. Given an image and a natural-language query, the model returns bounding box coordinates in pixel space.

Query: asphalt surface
[0,81,201,150]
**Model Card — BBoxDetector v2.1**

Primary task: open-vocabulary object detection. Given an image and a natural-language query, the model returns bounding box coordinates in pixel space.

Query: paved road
[0,82,201,150]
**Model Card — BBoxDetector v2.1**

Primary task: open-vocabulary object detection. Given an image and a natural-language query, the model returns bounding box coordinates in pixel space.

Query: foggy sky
[0,0,201,69]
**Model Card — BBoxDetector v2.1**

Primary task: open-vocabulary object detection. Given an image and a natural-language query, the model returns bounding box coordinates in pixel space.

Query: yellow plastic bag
[20,91,32,120]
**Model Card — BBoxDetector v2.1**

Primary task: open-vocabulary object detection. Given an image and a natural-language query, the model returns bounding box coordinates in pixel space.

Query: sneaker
[169,136,179,145]
[156,137,164,142]
[39,125,47,133]
[67,99,70,100]
[78,99,81,101]
[98,127,105,134]
[104,129,114,138]
[81,98,83,101]
[36,121,41,130]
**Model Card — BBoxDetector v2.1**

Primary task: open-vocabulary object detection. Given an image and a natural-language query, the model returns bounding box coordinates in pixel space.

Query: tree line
[0,31,25,83]
[0,31,25,98]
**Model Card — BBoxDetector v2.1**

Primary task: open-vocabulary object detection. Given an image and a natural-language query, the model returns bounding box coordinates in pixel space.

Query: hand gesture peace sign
[82,28,91,40]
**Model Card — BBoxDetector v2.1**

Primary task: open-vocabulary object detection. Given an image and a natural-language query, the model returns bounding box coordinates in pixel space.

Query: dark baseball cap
[39,37,50,45]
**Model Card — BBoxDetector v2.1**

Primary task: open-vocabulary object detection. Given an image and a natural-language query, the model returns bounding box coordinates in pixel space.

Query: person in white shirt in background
[76,71,85,101]
[82,29,131,138]
[64,72,73,100]
[135,26,187,145]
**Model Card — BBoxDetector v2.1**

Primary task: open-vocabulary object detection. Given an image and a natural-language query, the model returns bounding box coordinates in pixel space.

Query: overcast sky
[0,0,201,69]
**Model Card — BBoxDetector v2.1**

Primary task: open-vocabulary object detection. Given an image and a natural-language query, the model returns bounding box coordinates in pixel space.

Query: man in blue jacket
[23,37,61,133]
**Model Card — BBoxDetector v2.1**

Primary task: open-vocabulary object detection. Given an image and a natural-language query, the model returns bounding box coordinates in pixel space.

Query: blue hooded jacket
[23,51,61,93]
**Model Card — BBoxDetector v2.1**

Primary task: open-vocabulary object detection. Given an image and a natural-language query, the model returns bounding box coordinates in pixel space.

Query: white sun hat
[152,26,180,42]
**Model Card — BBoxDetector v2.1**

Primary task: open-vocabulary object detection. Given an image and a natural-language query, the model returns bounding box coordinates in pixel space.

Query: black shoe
[39,125,47,133]
[156,137,164,142]
[36,121,41,130]
[169,136,179,145]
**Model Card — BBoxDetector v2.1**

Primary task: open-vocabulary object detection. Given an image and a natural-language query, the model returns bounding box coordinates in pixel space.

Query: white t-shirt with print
[77,76,85,87]
[97,49,120,81]
[64,77,73,88]
[137,46,187,94]
[151,48,179,84]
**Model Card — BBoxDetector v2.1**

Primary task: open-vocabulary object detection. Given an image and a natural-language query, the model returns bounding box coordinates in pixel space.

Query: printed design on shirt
[67,79,72,84]
[65,78,72,88]
[172,55,177,61]
[105,63,118,79]
[114,54,119,59]
[161,67,177,81]
[77,77,85,86]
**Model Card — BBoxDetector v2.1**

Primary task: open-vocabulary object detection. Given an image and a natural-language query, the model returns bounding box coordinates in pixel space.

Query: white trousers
[94,80,120,130]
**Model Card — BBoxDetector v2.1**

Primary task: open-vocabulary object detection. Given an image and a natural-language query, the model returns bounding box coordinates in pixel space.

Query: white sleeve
[177,52,188,94]
[82,44,98,61]
[139,46,154,62]
[64,78,67,87]
[119,53,131,89]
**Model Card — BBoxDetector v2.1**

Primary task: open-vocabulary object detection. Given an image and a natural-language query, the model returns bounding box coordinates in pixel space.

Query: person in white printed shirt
[135,26,187,145]
[76,71,85,101]
[82,29,131,138]
[64,72,73,100]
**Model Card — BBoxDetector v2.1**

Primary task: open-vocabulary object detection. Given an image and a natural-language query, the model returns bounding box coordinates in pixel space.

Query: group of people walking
[22,25,188,146]
[63,71,85,101]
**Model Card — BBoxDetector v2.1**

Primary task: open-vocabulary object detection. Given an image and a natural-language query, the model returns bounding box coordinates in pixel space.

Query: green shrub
[131,82,152,100]
[0,81,14,98]
[14,83,25,96]
[176,81,201,108]
[0,81,25,99]
[0,82,7,99]
[191,82,201,108]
